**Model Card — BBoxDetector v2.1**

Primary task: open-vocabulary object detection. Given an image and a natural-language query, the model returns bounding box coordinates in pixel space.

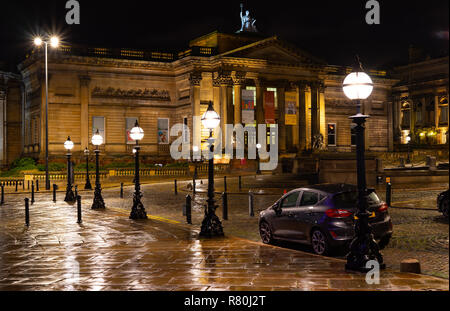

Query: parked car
[259,184,393,256]
[437,189,449,218]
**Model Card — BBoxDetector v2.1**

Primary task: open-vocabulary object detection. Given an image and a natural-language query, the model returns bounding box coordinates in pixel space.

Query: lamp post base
[129,192,147,220]
[199,202,224,238]
[91,186,105,209]
[64,186,76,203]
[84,180,93,190]
[345,213,385,272]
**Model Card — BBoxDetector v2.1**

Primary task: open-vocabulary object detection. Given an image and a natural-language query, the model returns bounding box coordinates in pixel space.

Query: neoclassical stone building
[15,30,397,166]
[391,56,449,147]
[0,71,23,168]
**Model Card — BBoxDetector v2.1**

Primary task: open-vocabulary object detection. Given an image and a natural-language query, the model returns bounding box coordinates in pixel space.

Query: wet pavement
[0,181,448,291]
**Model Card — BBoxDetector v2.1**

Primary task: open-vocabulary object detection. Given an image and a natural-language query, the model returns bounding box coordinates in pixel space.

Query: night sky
[0,0,448,72]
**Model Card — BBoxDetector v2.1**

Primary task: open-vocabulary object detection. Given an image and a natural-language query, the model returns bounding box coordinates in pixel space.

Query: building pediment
[219,36,326,66]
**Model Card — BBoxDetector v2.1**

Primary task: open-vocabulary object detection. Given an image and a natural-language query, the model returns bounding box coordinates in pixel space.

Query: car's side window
[299,191,319,206]
[281,192,300,209]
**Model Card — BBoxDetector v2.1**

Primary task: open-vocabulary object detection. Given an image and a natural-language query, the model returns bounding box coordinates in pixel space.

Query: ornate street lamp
[199,102,224,237]
[64,136,75,203]
[84,148,93,190]
[343,61,385,272]
[129,121,147,220]
[406,135,411,164]
[91,130,105,209]
[34,36,59,191]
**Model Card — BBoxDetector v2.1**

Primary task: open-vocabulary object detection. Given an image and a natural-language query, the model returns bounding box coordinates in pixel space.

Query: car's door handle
[287,213,295,218]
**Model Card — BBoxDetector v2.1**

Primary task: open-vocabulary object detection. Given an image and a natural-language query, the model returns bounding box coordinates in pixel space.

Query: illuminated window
[266,88,278,108]
[327,123,336,146]
[439,97,448,125]
[401,101,411,128]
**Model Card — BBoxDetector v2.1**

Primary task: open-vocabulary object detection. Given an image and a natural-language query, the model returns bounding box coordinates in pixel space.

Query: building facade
[0,71,23,167]
[391,56,449,147]
[15,31,397,166]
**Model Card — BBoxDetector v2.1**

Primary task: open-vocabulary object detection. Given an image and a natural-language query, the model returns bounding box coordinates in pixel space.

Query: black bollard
[77,195,82,224]
[1,185,4,205]
[120,183,124,199]
[249,191,255,217]
[239,176,242,191]
[15,181,18,192]
[185,195,192,224]
[224,176,227,193]
[36,180,39,192]
[27,180,30,190]
[22,180,25,190]
[174,179,178,195]
[25,198,30,227]
[386,180,392,207]
[222,192,228,220]
[192,177,196,195]
[31,184,35,205]
[53,184,57,202]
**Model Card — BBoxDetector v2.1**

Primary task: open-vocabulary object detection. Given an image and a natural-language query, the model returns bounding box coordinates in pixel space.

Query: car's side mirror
[273,202,282,215]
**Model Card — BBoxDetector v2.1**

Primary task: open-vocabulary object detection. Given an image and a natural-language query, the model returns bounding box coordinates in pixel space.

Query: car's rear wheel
[259,221,274,244]
[311,229,331,256]
[378,235,391,250]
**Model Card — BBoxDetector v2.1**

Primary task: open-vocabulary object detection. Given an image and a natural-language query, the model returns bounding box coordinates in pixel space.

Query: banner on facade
[264,91,276,124]
[157,118,169,144]
[241,89,255,124]
[285,92,297,125]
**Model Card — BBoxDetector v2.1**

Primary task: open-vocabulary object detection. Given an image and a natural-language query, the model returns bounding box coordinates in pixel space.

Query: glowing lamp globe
[201,102,220,130]
[50,36,59,48]
[64,137,74,151]
[84,148,90,156]
[92,130,104,146]
[193,146,199,153]
[405,136,411,143]
[34,37,43,46]
[343,71,373,100]
[130,121,144,141]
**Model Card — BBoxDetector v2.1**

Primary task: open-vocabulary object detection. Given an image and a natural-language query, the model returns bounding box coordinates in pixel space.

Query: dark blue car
[259,184,393,256]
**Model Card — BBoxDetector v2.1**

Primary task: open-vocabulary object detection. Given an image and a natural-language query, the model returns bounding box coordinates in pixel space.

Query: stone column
[233,72,246,125]
[277,86,286,153]
[189,72,202,145]
[0,84,6,163]
[319,83,326,139]
[218,72,231,148]
[310,82,320,144]
[79,76,91,150]
[212,77,221,143]
[297,81,308,152]
[255,79,265,126]
[387,100,394,152]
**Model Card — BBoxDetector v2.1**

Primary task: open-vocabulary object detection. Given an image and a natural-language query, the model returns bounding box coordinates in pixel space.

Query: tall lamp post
[91,130,105,209]
[129,121,147,220]
[192,145,201,179]
[343,63,385,272]
[256,143,262,175]
[199,102,224,237]
[406,135,411,165]
[64,137,75,203]
[84,148,92,190]
[34,36,59,191]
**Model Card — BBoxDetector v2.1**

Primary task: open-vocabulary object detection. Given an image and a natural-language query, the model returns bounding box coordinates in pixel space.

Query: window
[415,102,422,124]
[281,191,300,209]
[439,97,449,125]
[327,123,336,146]
[299,191,319,206]
[401,101,411,128]
[126,117,138,145]
[158,118,169,145]
[351,124,357,146]
[93,117,105,143]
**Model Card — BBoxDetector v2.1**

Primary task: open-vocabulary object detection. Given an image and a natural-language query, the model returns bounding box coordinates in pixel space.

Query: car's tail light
[378,202,389,212]
[326,209,353,218]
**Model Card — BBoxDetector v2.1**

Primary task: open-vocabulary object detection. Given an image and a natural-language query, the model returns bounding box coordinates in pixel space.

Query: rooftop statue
[238,3,258,33]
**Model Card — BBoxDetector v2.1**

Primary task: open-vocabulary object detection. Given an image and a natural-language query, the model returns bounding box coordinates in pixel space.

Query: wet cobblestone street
[0,174,448,291]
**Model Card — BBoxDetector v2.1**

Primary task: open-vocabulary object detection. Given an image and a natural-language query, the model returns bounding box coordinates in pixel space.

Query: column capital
[189,71,203,87]
[295,80,309,92]
[232,71,246,86]
[79,75,91,87]
[214,70,232,87]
